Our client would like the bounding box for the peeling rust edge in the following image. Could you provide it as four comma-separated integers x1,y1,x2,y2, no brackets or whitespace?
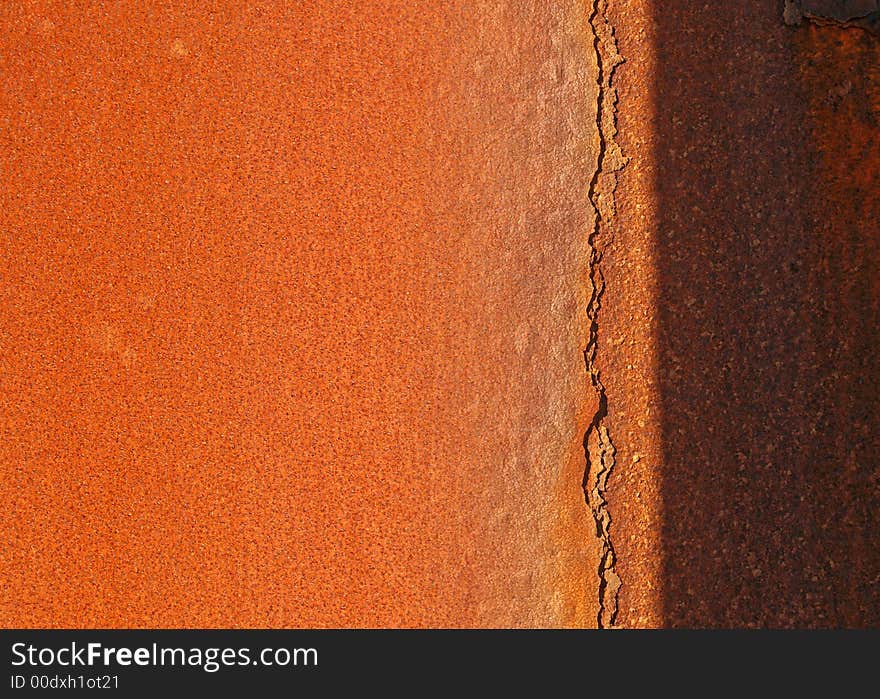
784,0,880,34
585,0,626,629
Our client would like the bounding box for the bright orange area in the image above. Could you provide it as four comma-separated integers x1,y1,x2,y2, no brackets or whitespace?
1,2,598,627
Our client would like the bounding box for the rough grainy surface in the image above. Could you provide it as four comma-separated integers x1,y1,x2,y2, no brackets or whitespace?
0,1,600,628
605,0,880,627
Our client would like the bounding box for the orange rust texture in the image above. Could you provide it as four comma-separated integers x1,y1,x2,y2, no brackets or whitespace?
0,2,599,627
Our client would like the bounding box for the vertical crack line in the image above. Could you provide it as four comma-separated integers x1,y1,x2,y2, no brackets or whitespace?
585,0,626,629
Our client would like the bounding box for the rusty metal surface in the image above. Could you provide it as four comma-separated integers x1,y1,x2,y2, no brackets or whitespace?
3,0,877,631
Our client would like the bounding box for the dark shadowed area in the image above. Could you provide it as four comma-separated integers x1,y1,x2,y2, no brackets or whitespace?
654,1,880,627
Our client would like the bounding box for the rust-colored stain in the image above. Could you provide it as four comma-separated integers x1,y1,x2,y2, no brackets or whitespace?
0,2,600,627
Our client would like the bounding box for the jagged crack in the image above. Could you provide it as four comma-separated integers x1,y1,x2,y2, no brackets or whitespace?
585,0,626,629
